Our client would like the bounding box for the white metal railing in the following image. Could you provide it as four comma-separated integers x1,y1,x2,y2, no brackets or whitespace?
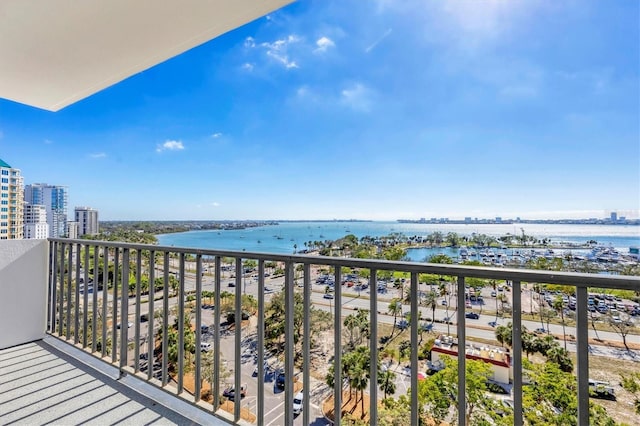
46,238,639,426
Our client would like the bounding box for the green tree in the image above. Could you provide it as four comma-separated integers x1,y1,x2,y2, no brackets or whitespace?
264,289,332,362
419,357,494,425
422,290,438,325
552,295,568,350
620,372,640,415
387,298,402,337
378,369,396,400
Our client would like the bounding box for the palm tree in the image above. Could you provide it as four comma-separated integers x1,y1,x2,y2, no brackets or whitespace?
552,296,568,350
378,369,396,400
547,345,573,372
387,298,402,337
344,314,359,349
423,290,438,324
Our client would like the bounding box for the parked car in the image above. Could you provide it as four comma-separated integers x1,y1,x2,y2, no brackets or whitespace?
200,342,212,352
116,321,133,329
276,373,286,389
293,391,304,415
223,384,247,400
323,293,334,299
465,312,479,319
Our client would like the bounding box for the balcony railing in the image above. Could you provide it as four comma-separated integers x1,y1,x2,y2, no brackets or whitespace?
41,238,638,425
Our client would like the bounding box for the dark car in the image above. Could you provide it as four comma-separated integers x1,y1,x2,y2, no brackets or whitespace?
465,312,479,319
222,384,247,400
276,373,286,389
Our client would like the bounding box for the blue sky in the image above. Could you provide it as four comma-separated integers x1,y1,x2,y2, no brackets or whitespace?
0,0,638,221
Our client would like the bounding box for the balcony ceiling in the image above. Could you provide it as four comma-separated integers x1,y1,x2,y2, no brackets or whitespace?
0,0,293,111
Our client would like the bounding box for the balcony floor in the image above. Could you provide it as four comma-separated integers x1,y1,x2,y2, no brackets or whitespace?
0,337,219,426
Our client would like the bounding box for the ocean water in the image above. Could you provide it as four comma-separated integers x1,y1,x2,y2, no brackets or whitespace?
156,221,640,261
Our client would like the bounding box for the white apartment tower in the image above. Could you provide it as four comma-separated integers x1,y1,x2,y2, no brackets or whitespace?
23,203,49,239
24,183,68,237
74,207,99,236
0,158,24,239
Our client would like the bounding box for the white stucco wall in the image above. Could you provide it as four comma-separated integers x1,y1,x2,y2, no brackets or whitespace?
0,239,48,349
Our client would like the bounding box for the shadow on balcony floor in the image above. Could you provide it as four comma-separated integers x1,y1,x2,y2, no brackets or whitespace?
0,337,221,425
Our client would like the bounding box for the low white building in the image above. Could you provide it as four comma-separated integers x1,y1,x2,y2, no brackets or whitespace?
429,337,512,385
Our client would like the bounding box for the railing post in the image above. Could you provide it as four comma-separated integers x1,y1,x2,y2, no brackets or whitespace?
120,248,130,373
146,250,156,380
234,257,243,422
369,269,378,425
66,244,72,340
303,262,311,426
257,259,266,423
82,244,89,348
161,252,169,386
512,280,523,426
333,266,342,425
177,252,185,394
134,249,142,373
576,286,589,426
410,272,419,426
456,275,466,426
49,240,58,334
74,243,81,345
101,246,108,358
284,260,295,426
213,256,222,411
91,244,99,353
112,247,120,363
194,254,202,403
58,242,65,336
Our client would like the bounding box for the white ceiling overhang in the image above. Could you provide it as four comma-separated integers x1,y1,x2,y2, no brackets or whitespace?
0,0,293,111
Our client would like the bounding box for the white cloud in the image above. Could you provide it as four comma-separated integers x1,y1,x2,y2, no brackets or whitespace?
244,37,255,48
211,132,223,139
266,51,298,69
156,140,184,153
210,202,220,207
257,34,301,69
341,83,373,112
365,28,392,53
241,62,254,71
314,36,335,54
89,152,107,159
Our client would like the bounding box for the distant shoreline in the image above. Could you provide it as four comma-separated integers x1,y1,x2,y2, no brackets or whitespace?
397,219,640,226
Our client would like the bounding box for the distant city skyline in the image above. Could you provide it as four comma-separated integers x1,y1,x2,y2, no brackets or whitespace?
0,1,638,221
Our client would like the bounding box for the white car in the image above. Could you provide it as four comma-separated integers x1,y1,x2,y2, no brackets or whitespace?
293,391,304,415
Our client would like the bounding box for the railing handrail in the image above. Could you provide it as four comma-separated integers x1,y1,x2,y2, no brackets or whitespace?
49,237,640,290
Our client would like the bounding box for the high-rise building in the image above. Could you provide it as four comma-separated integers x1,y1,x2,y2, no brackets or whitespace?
74,207,99,236
0,158,24,239
24,183,68,237
23,203,49,239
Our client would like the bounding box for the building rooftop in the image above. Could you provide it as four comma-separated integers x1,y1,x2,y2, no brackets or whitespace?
0,158,11,168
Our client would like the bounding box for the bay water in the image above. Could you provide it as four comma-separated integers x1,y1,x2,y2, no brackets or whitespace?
157,222,640,262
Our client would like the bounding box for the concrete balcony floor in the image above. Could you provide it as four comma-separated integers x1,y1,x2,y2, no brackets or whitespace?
0,337,220,426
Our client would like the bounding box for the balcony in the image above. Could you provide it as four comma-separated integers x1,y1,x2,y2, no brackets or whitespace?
1,238,638,425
